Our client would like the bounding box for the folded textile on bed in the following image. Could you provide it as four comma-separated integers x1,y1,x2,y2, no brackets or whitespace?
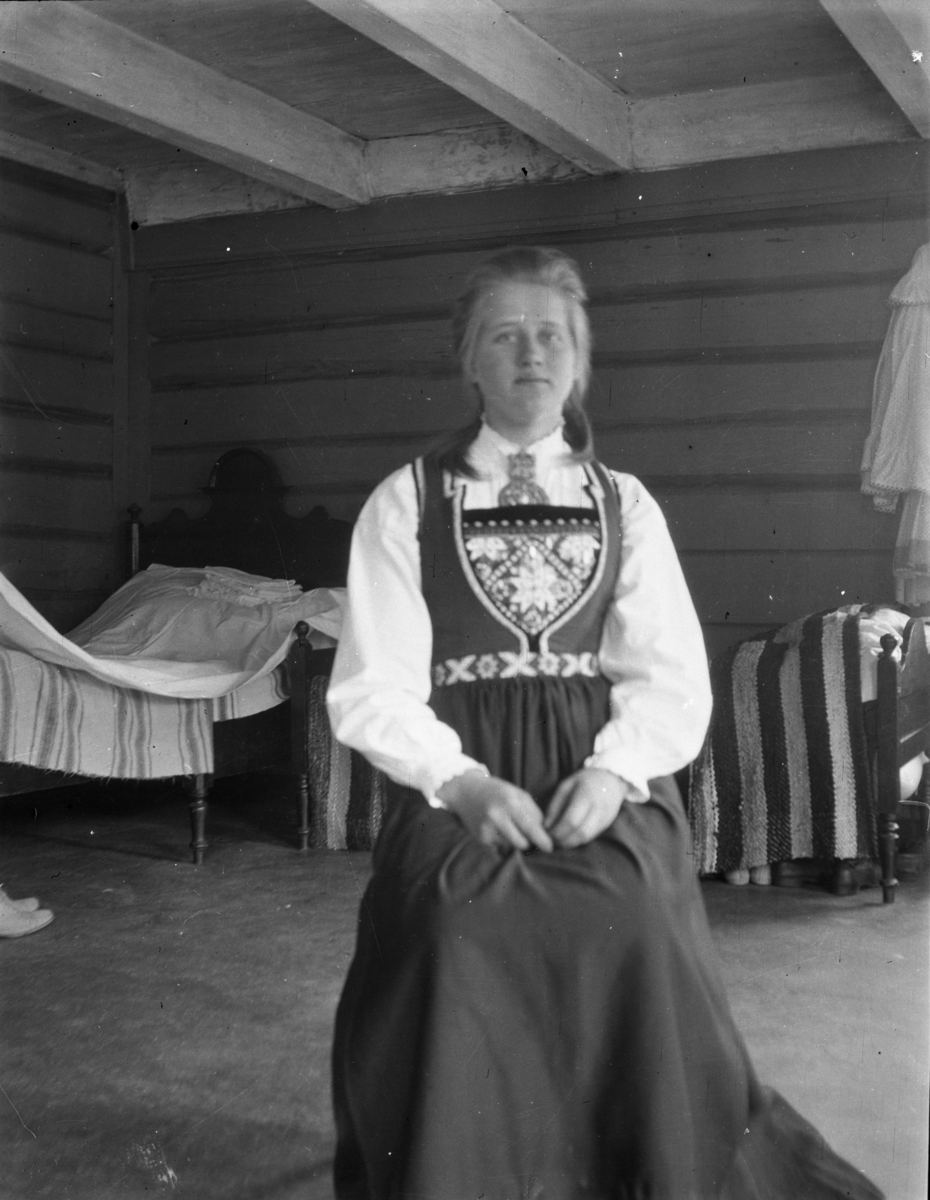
0,566,344,699
689,607,875,875
191,566,302,607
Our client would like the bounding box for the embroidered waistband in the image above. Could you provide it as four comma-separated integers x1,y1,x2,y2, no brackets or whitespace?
431,650,600,687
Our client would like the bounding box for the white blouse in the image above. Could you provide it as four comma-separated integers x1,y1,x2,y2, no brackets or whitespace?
327,423,712,805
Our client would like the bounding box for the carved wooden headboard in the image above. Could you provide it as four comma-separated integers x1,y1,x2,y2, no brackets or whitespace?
136,448,353,590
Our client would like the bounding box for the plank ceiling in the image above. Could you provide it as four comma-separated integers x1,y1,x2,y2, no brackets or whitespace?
0,0,927,227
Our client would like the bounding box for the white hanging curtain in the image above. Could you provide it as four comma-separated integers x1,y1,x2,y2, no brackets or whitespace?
861,242,930,606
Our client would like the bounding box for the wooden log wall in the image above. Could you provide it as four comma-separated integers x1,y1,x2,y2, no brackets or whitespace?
133,142,929,660
0,160,127,631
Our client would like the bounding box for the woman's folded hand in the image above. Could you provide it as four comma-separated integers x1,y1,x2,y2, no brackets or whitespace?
545,768,627,848
437,769,553,853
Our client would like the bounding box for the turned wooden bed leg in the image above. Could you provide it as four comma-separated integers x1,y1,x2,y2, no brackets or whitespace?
878,811,899,904
189,773,211,865
874,633,903,905
296,773,311,852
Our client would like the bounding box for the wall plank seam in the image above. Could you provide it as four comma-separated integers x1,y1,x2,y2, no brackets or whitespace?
147,341,885,392
147,269,902,344
0,220,114,258
1,458,113,478
149,407,869,457
0,399,113,427
0,524,113,543
135,194,929,274
0,339,113,364
1,297,114,327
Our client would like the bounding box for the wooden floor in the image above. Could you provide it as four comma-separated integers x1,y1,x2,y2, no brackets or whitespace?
1,775,927,1200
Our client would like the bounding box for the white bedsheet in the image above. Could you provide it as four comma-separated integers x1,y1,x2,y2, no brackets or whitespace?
858,607,930,798
858,606,930,701
0,565,344,699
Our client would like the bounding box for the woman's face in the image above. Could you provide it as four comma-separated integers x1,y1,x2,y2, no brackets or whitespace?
468,281,579,442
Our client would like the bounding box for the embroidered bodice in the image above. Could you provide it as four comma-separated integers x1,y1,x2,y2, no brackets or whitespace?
418,453,622,689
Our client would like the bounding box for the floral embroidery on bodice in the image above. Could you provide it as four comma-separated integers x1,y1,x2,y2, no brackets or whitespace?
460,507,602,643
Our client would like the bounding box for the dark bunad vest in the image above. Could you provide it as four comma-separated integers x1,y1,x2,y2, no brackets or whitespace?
414,450,623,807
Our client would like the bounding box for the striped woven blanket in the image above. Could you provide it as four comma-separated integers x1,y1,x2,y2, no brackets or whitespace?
689,607,875,874
305,674,386,850
0,649,288,780
0,647,214,778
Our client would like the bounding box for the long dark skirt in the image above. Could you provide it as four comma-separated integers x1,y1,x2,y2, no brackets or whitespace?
331,777,883,1200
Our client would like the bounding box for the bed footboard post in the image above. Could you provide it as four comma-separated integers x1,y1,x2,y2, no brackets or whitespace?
877,812,899,904
875,633,901,903
289,621,312,852
127,504,142,577
189,773,211,865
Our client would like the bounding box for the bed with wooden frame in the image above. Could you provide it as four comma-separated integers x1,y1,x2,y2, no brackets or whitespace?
688,606,930,904
863,618,930,902
0,448,353,865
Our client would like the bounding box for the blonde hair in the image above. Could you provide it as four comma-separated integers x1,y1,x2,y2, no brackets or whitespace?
437,247,594,477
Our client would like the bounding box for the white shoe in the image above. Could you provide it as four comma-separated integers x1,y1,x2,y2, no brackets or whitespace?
724,868,750,885
0,889,54,937
0,885,41,912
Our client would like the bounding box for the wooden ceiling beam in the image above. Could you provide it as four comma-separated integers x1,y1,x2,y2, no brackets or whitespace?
126,125,588,226
123,164,311,227
0,131,124,194
819,0,930,137
0,1,370,208
632,74,917,170
364,124,587,201
306,0,632,174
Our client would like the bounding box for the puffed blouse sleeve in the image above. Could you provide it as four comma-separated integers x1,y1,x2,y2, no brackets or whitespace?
326,464,487,803
583,472,712,799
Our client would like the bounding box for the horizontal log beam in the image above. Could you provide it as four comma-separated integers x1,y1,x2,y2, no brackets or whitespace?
819,0,930,138
123,162,311,228
632,74,916,170
123,124,590,226
364,123,588,199
307,0,632,173
0,131,124,193
0,2,370,207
